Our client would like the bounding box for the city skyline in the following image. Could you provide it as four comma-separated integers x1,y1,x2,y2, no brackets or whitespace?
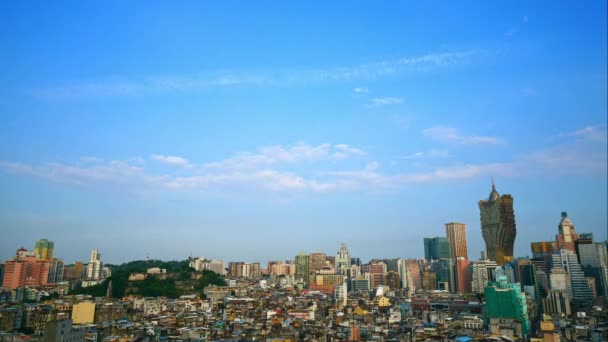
1,2,606,264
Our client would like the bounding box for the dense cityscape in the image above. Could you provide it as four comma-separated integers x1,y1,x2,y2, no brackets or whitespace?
0,182,606,341
2,1,607,342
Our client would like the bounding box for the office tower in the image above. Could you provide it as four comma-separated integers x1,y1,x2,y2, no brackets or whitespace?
471,259,498,293
543,290,572,316
455,257,472,293
34,239,55,259
518,263,537,287
86,249,103,280
479,181,516,266
47,259,64,284
368,261,387,288
431,259,454,292
295,252,309,283
335,243,351,271
349,276,371,292
556,212,579,252
445,222,468,260
574,232,594,261
530,241,558,259
397,259,418,293
578,242,608,268
600,266,608,297
551,249,593,303
485,276,530,340
350,257,361,266
382,258,400,273
423,237,451,260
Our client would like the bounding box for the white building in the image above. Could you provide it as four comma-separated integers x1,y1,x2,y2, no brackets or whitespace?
471,259,498,293
335,243,351,273
86,249,103,280
334,281,348,307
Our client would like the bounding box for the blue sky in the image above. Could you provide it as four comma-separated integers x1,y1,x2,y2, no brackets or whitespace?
0,1,606,264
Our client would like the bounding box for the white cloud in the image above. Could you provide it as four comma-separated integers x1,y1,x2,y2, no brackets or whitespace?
151,154,192,168
1,126,602,196
401,149,449,159
353,87,369,93
203,143,364,171
33,50,485,99
564,125,607,142
422,126,505,145
370,97,403,106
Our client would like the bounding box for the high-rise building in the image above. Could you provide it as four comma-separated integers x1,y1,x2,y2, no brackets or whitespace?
455,257,472,293
556,212,579,252
530,241,558,259
479,181,516,266
34,239,54,259
86,249,103,280
397,259,418,293
551,248,593,303
308,253,327,284
485,275,530,340
350,257,361,266
368,261,387,288
578,242,608,268
295,252,309,283
2,248,51,290
431,259,454,292
445,222,468,260
423,237,451,261
47,259,64,284
543,290,572,316
386,271,401,289
349,276,371,292
335,243,351,272
471,259,498,293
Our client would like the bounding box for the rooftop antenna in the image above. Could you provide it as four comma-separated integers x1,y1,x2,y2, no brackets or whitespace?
491,176,496,191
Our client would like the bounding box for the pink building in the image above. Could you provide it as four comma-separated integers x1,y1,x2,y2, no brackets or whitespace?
2,248,50,290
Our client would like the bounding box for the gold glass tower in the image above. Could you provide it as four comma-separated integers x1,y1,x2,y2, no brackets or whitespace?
478,181,516,265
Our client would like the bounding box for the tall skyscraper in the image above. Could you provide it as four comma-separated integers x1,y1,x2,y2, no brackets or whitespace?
551,248,593,303
335,243,351,271
556,212,579,252
578,242,608,268
445,222,468,260
479,180,516,266
423,237,451,260
34,239,54,259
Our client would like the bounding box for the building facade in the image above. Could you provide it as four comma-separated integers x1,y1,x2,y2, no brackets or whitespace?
445,222,468,260
423,237,451,261
479,181,516,266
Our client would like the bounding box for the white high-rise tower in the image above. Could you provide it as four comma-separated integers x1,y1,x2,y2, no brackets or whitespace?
335,243,351,273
